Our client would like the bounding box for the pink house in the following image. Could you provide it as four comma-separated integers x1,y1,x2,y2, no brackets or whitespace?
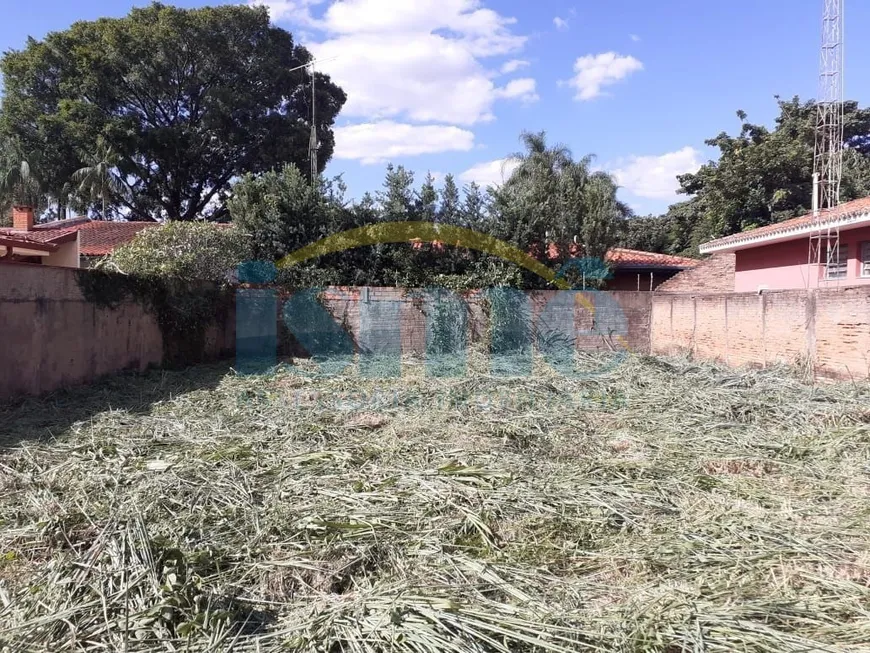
699,197,870,292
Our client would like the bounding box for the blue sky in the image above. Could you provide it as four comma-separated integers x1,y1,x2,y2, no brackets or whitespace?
2,0,868,215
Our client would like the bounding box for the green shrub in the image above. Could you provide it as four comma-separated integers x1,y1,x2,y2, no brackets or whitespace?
108,222,251,282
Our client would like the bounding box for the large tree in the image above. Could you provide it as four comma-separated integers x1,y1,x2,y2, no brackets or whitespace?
0,2,345,221
671,96,870,251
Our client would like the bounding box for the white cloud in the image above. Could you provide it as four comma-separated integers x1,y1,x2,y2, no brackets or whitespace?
566,52,643,101
610,147,702,200
494,78,539,104
333,121,475,164
314,34,494,124
459,158,520,188
500,59,529,74
321,0,524,54
630,33,641,42
265,0,528,126
553,16,569,31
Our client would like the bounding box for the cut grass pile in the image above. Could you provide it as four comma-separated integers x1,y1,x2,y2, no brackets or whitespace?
1,354,870,651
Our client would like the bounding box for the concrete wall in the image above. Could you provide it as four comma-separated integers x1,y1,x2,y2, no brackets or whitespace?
0,263,235,399
651,286,870,379
734,226,870,292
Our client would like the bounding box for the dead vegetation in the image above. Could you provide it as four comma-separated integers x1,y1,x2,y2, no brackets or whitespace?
1,353,870,651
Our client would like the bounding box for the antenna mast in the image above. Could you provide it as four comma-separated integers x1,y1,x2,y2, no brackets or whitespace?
809,0,845,286
288,57,337,187
309,64,320,185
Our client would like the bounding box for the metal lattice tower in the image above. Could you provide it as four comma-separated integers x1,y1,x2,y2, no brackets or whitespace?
809,0,845,285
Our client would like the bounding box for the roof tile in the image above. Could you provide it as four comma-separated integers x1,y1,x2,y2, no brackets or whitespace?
605,248,699,269
76,221,157,256
701,196,870,252
2,218,158,256
0,227,79,246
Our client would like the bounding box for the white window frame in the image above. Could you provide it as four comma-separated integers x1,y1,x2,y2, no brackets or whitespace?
861,242,870,278
825,244,848,280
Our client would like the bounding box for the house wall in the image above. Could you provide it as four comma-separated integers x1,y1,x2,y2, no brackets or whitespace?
734,226,870,292
44,237,80,268
650,286,870,379
0,263,235,399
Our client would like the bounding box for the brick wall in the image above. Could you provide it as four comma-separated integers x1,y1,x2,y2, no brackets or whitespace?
312,288,653,357
6,263,868,399
657,253,736,293
651,286,870,379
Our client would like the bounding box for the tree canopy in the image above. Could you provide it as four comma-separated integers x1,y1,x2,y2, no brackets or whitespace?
491,131,630,260
220,131,629,290
0,2,345,221
622,97,870,255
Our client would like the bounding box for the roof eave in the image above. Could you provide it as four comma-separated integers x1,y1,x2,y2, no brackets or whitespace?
613,264,695,271
0,237,58,253
699,211,870,254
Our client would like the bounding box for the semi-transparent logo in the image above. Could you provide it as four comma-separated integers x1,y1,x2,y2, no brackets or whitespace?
235,222,630,379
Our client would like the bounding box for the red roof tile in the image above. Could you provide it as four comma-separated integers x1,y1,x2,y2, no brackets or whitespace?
76,221,157,256
0,227,79,247
2,218,158,256
605,248,699,269
700,196,870,253
538,243,698,269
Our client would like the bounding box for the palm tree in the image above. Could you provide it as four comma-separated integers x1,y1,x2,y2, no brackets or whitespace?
508,130,576,182
0,139,41,210
71,140,125,220
492,131,627,261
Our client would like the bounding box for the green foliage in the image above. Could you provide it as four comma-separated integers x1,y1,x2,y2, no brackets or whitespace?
0,2,346,221
228,165,345,263
109,222,250,283
631,97,870,255
70,138,126,220
224,132,631,290
461,182,488,230
377,165,416,221
417,172,438,222
0,137,42,208
439,174,461,225
489,131,630,260
619,215,673,253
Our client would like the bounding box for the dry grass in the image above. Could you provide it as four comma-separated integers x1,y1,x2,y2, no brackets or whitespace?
1,353,870,651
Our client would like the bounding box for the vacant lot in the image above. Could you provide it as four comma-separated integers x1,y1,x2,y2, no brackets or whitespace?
1,354,869,652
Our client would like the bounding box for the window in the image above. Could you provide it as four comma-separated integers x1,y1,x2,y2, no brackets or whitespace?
862,242,870,278
825,244,848,280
